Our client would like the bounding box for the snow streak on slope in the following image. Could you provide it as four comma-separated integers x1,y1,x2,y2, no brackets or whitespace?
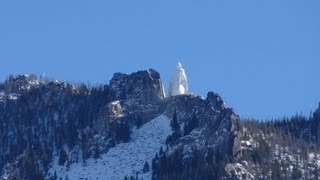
48,115,171,180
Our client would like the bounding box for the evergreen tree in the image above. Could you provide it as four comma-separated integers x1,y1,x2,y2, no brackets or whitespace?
58,148,68,166
272,160,281,180
171,109,180,133
166,109,181,145
292,165,302,180
143,161,150,173
183,114,198,135
116,121,131,143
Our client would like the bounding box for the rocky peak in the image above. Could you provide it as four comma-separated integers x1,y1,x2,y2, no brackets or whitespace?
206,92,226,112
160,91,239,151
108,69,166,126
0,74,40,101
4,74,39,93
109,69,165,105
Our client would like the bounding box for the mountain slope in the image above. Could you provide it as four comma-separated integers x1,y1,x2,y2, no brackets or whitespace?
48,115,171,180
0,70,319,180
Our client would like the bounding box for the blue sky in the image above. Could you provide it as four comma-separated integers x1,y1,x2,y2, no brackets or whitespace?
0,1,319,119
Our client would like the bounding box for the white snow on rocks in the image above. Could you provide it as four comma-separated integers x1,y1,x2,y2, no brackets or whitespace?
168,62,188,96
0,91,5,102
48,115,171,180
108,101,124,118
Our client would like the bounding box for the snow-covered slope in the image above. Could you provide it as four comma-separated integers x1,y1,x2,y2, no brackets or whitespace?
48,115,171,180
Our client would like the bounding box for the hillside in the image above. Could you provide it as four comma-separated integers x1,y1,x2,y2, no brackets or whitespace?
0,70,319,180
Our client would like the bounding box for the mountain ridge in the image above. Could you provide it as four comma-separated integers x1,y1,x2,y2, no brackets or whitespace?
0,69,320,180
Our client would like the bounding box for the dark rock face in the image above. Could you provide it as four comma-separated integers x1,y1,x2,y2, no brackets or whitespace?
152,92,241,179
161,92,239,154
206,92,225,111
109,69,166,128
109,69,165,105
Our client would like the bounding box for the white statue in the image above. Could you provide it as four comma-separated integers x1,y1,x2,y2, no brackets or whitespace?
169,62,188,96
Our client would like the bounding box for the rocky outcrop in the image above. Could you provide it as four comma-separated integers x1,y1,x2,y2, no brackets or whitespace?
108,69,166,131
4,74,39,93
109,69,165,104
206,92,225,111
107,101,124,120
152,91,241,179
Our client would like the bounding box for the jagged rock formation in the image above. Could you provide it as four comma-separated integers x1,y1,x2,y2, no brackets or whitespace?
110,69,165,104
109,69,166,127
0,69,320,180
152,92,240,179
168,62,188,96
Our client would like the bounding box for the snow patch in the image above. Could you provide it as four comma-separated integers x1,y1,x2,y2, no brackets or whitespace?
108,101,124,118
48,115,172,180
8,93,19,100
0,91,5,102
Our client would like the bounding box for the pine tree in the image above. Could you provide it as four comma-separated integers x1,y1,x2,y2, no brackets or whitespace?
292,165,302,180
116,121,131,143
58,148,68,166
171,109,180,133
166,109,181,144
272,160,281,180
159,146,164,155
183,114,198,135
143,161,150,173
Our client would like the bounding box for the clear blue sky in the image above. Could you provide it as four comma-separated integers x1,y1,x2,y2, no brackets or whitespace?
0,1,319,120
